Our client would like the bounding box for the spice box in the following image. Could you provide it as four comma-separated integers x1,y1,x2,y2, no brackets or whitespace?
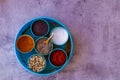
14,17,74,76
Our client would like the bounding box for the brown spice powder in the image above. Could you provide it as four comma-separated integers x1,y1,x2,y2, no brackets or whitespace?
36,38,52,54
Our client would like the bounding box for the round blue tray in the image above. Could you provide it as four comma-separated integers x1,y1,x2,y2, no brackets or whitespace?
14,17,74,76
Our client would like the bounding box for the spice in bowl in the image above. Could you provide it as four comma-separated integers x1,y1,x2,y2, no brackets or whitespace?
28,55,46,72
51,27,68,45
49,49,67,66
16,35,34,53
31,20,49,36
35,38,53,55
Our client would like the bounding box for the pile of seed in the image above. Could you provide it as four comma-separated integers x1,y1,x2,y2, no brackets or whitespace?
28,55,46,72
36,38,52,54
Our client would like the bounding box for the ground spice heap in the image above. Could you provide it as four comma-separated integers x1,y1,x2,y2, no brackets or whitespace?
17,35,34,53
36,38,52,54
28,55,46,72
32,20,48,36
50,50,66,66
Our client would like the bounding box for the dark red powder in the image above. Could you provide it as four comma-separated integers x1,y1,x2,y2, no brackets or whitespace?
50,50,66,66
32,20,48,36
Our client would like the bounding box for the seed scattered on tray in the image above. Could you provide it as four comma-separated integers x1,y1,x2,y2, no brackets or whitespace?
28,55,46,72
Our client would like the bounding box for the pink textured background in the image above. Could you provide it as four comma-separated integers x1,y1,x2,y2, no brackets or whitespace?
0,0,120,80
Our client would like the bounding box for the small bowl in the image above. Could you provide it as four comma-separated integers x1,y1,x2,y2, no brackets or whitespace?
16,34,34,53
50,27,69,46
28,54,46,72
35,37,53,55
48,48,68,67
30,19,49,37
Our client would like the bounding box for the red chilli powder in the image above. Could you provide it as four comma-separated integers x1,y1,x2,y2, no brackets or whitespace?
50,50,66,66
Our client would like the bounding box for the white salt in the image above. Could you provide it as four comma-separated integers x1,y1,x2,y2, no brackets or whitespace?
51,27,68,45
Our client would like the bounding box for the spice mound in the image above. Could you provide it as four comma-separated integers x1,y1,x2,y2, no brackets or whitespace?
50,50,67,66
36,38,52,54
28,55,46,72
32,20,48,36
16,35,34,53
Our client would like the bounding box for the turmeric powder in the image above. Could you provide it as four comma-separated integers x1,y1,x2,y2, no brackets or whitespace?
17,35,34,53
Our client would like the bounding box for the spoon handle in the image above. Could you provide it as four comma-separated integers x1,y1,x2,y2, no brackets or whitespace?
45,33,54,44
